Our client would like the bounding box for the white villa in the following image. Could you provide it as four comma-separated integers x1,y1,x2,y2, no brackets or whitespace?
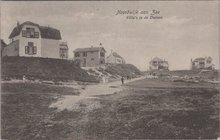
106,50,125,64
2,21,68,59
191,57,214,70
149,57,169,70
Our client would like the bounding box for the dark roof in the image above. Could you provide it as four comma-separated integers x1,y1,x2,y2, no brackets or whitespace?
193,57,212,62
74,47,106,53
9,21,61,40
59,41,68,48
1,39,7,47
110,52,123,59
39,26,61,40
193,57,205,62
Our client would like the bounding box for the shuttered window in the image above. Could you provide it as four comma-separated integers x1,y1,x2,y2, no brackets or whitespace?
34,32,39,38
33,46,37,54
22,30,27,37
22,28,39,38
25,42,37,55
25,46,29,54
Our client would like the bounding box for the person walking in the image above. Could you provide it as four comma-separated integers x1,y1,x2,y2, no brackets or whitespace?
121,76,124,85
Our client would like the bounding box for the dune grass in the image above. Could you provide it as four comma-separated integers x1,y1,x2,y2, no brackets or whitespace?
1,79,219,139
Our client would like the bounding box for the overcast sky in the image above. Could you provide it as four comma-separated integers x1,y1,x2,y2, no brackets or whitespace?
1,1,219,70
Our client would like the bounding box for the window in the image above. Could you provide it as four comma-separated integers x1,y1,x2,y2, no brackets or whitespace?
83,52,87,57
152,61,157,66
25,42,37,55
28,42,34,46
100,52,105,57
199,62,205,65
100,60,104,64
117,59,121,63
26,28,35,38
33,47,37,54
34,32,39,38
22,30,27,37
22,27,39,38
60,48,68,58
91,58,94,61
75,52,80,57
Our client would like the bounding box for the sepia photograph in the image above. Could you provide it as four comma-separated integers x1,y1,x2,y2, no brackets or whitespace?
0,1,219,139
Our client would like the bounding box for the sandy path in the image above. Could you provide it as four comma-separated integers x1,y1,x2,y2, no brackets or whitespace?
50,76,145,111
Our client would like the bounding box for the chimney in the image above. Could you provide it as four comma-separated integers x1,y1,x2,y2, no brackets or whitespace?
100,43,102,46
17,21,20,26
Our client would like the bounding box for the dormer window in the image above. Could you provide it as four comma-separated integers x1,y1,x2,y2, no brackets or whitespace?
26,28,35,38
22,27,39,38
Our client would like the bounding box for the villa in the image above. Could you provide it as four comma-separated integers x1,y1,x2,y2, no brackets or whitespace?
2,21,68,59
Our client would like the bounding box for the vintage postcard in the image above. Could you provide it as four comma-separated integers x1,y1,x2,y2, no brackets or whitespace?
1,1,219,139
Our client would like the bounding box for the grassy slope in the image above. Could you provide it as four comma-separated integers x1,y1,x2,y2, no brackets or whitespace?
105,63,142,78
1,56,99,83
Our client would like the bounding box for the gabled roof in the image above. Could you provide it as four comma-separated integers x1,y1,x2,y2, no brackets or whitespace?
109,52,123,59
193,57,212,62
151,57,163,62
207,57,212,61
9,21,61,40
194,57,205,61
74,47,106,53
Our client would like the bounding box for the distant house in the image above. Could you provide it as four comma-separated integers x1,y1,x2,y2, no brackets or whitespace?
2,21,68,59
191,57,214,70
149,57,169,70
73,43,106,67
106,50,125,64
59,41,68,59
1,39,7,57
